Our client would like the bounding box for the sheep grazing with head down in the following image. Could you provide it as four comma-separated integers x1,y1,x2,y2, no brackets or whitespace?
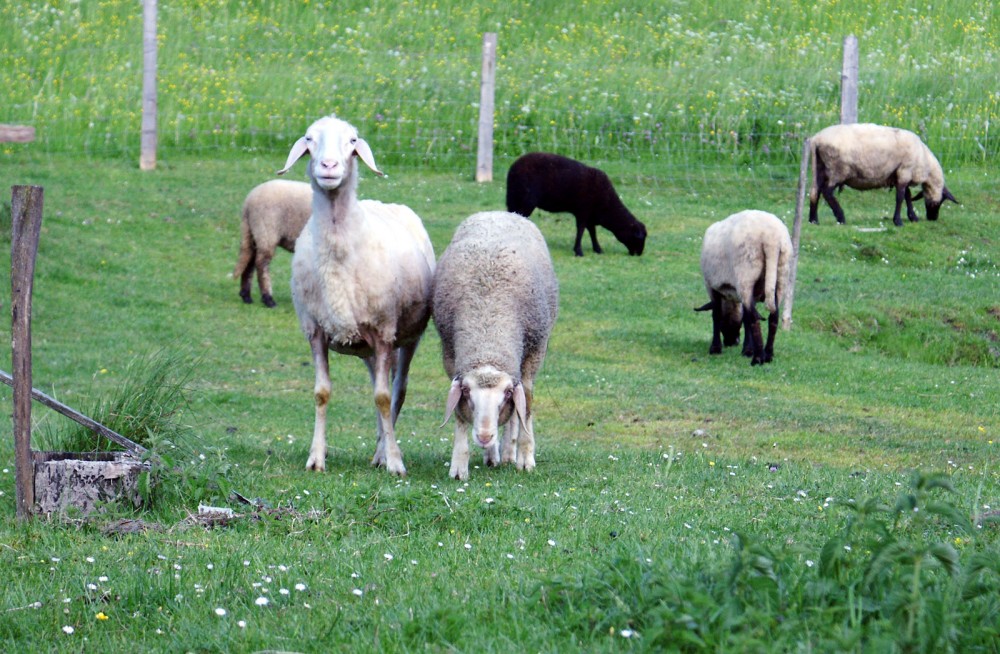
233,179,312,307
433,211,559,481
506,152,647,257
277,114,436,476
808,123,958,226
695,210,792,366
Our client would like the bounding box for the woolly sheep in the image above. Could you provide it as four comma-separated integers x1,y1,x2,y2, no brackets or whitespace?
506,152,647,257
695,210,792,366
808,123,958,226
277,114,436,476
433,211,559,480
233,179,312,307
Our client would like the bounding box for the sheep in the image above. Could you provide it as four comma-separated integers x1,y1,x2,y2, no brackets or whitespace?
694,210,792,366
233,179,312,307
808,123,958,226
276,114,436,476
506,152,647,257
433,211,559,481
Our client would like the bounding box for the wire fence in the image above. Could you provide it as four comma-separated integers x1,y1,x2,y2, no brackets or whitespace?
3,1,997,187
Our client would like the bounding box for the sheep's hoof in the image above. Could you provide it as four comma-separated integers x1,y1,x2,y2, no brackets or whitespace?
239,291,253,304
262,294,277,308
449,466,469,481
305,457,326,472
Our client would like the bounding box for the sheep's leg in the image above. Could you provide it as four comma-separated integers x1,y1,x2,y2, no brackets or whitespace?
572,220,587,257
367,342,406,476
743,304,765,366
237,250,255,303
808,196,820,224
500,421,517,465
763,307,779,363
255,250,277,307
515,384,536,472
903,187,920,222
450,420,471,481
708,292,725,355
390,343,417,427
891,185,907,227
483,434,501,467
586,223,603,254
821,186,847,224
305,328,331,471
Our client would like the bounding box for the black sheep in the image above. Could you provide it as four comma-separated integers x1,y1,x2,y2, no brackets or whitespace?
506,152,647,257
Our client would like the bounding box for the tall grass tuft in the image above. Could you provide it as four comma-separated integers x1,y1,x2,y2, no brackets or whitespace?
36,349,198,454
34,350,232,508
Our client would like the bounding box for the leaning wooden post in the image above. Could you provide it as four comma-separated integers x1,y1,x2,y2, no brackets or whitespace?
140,0,158,170
10,186,44,519
782,138,810,330
475,32,497,183
840,35,859,124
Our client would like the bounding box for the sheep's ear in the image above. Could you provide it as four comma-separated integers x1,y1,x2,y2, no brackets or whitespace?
911,190,924,201
694,301,712,312
277,136,310,175
353,138,384,177
440,378,462,428
942,186,959,204
512,382,528,433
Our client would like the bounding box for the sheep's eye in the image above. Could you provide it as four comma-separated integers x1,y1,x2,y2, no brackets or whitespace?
504,387,513,400
350,137,358,144
461,386,470,397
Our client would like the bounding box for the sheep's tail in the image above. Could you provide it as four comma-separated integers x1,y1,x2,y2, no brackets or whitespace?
763,238,783,314
233,207,255,280
806,136,819,204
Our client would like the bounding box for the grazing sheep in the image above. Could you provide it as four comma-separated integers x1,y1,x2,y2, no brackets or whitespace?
233,179,312,307
808,123,958,226
695,210,792,366
277,114,436,476
433,211,559,480
506,152,647,257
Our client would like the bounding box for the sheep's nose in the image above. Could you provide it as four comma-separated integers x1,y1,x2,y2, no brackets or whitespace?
319,159,340,171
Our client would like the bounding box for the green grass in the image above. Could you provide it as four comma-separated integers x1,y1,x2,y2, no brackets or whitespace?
0,0,998,650
0,153,996,651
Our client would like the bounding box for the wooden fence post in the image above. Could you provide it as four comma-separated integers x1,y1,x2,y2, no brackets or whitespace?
10,185,44,519
475,32,497,183
840,35,858,124
782,138,810,330
140,0,158,170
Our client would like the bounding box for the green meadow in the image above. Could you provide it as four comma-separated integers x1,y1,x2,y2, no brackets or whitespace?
1,1,998,652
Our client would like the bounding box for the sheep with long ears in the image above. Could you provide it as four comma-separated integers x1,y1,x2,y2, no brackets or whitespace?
278,115,435,475
433,211,559,480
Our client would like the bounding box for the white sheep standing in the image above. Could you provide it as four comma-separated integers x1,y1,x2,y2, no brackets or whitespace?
233,179,312,307
695,210,792,366
808,123,958,226
277,114,436,475
433,211,559,480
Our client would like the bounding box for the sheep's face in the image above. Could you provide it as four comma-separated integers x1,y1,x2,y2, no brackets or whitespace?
625,223,647,256
924,185,959,221
442,366,527,449
611,218,646,255
719,300,743,346
276,114,382,189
